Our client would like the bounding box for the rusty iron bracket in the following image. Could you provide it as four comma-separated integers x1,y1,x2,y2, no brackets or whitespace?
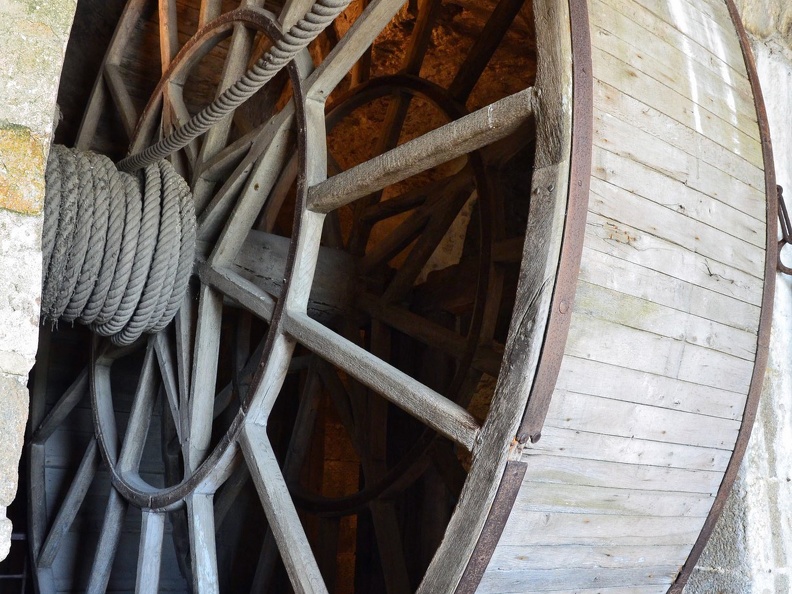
777,185,792,274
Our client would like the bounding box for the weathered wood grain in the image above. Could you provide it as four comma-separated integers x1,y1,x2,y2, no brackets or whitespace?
241,423,328,594
517,453,724,495
532,426,731,472
510,482,716,518
578,247,761,334
308,88,537,213
622,0,744,72
591,0,756,122
489,543,696,571
592,116,765,225
544,390,739,450
498,511,704,547
283,311,480,450
573,280,758,361
38,440,99,569
592,47,760,161
477,565,679,593
592,78,763,176
584,212,763,306
135,511,165,594
565,313,755,393
553,355,747,420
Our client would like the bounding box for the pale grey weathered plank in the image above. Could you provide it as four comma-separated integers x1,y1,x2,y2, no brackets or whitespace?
241,422,328,594
308,88,537,213
283,311,480,450
135,511,165,594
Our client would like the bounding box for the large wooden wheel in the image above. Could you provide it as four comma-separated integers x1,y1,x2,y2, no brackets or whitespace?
28,0,564,592
27,0,776,592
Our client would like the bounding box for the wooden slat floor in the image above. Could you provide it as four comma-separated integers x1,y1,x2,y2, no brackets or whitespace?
476,0,767,591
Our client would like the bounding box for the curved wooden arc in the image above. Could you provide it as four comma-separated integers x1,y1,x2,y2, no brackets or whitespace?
670,0,777,590
470,0,776,592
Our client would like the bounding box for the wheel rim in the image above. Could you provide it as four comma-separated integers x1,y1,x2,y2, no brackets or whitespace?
29,0,572,592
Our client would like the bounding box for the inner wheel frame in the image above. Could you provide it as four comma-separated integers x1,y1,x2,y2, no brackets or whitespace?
28,0,578,592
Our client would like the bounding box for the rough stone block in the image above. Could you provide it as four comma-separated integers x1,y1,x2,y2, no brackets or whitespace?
0,373,28,510
0,123,46,214
0,209,42,378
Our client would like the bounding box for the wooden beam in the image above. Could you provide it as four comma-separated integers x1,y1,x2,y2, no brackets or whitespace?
86,489,127,593
308,88,537,213
32,368,88,444
241,423,329,594
448,0,525,102
104,64,138,140
305,0,407,100
187,493,220,594
136,511,165,594
283,312,480,450
37,440,99,569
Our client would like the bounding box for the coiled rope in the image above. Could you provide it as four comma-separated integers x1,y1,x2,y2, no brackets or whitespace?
117,0,351,172
42,145,195,346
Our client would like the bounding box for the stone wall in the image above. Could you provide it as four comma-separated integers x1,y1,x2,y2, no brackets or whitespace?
685,3,792,592
0,0,76,561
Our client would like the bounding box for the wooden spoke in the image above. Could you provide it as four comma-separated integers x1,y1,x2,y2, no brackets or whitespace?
305,0,407,100
252,363,323,590
308,88,537,213
31,368,88,444
103,64,138,139
197,107,294,243
403,0,442,74
158,0,179,72
155,332,183,445
316,361,358,442
86,489,127,593
359,173,471,272
37,439,100,569
75,0,148,148
196,120,275,183
187,493,220,594
206,109,295,264
196,260,277,322
213,461,250,529
136,511,166,593
188,285,224,471
241,422,328,594
118,340,159,474
448,0,525,102
283,312,480,450
195,0,265,188
258,153,299,232
175,287,194,436
198,0,222,28
165,83,199,165
363,321,411,594
280,0,319,30
359,170,468,223
381,187,472,304
358,294,503,377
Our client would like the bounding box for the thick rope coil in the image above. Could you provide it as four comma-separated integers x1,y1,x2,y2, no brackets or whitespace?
42,145,195,346
117,0,351,172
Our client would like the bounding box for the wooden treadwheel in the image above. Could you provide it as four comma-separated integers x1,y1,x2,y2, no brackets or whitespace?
28,0,575,592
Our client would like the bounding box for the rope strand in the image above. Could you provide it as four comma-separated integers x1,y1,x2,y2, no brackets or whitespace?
43,146,196,345
117,0,351,172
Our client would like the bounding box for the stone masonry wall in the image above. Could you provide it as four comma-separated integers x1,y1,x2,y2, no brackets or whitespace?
0,0,76,561
685,3,792,592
